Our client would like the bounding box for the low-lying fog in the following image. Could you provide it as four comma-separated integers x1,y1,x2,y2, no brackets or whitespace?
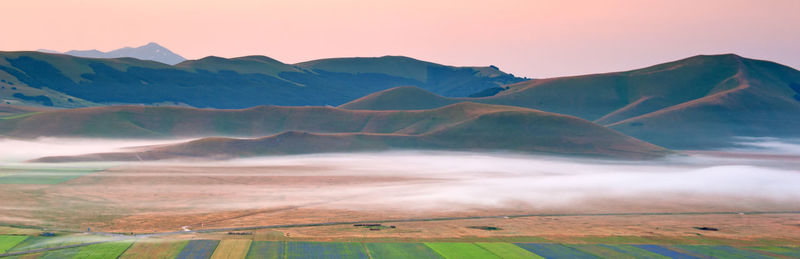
1,137,800,220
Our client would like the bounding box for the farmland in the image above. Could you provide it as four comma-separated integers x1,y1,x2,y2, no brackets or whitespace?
747,246,800,257
175,240,219,259
118,240,188,259
673,245,774,259
285,242,369,259
210,240,251,259
475,243,542,259
7,235,110,253
567,244,668,259
425,243,501,259
244,241,283,259
1,228,799,259
632,245,701,259
0,236,27,254
364,243,443,258
63,241,132,259
9,241,132,259
514,243,599,258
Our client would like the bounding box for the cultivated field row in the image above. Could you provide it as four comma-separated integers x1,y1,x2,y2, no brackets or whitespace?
2,234,799,258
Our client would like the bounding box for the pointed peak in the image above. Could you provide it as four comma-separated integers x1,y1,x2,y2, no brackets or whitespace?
144,42,162,47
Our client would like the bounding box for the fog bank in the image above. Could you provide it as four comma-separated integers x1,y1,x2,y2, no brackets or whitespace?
1,138,800,222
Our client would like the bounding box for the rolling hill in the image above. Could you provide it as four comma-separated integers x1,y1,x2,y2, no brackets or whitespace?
341,54,800,149
0,102,668,160
0,51,525,108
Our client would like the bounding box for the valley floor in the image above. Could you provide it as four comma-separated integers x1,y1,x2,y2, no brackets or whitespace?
1,148,799,257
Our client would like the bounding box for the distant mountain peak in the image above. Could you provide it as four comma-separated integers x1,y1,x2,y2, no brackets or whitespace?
55,42,186,65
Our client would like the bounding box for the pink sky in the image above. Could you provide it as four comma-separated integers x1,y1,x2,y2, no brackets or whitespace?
2,0,798,77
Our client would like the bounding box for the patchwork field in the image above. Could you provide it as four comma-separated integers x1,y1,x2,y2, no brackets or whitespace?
1,228,798,259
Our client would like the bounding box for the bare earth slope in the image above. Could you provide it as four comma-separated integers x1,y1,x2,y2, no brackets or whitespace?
340,55,800,149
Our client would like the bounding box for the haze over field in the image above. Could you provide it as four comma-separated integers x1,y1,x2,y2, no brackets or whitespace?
1,138,799,231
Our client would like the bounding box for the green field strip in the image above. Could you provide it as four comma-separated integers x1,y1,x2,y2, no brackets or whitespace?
745,246,800,257
364,243,444,259
425,243,501,259
0,235,29,253
7,235,112,253
210,240,251,259
674,245,775,259
568,244,668,259
514,243,599,259
0,168,103,185
285,242,369,259
245,241,284,259
476,242,542,259
23,241,132,259
69,241,133,259
119,239,189,259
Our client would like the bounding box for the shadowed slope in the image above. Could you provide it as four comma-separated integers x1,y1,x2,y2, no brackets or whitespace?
341,55,800,148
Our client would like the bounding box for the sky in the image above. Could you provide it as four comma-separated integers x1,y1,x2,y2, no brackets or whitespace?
2,0,798,78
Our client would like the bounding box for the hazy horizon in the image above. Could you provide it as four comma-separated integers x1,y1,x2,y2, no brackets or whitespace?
2,0,798,78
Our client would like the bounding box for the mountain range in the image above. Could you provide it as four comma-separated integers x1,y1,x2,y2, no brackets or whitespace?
38,42,186,65
0,51,524,108
1,51,799,159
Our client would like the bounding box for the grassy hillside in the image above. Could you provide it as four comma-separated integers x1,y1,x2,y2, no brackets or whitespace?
0,102,528,138
339,86,459,110
0,52,525,108
3,103,668,160
341,55,800,149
